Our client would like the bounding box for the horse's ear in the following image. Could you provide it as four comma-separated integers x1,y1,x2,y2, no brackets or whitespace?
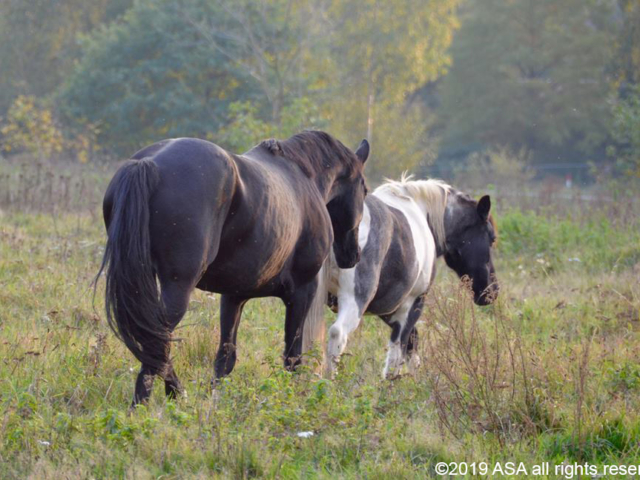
355,139,369,163
477,195,491,222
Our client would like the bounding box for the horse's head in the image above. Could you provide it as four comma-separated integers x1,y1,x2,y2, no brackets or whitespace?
444,195,499,305
267,131,369,268
327,139,369,268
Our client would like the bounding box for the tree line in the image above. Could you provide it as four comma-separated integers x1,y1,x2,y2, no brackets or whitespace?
0,0,638,179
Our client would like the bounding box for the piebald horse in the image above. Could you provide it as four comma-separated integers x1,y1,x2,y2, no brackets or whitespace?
98,131,369,405
327,176,498,378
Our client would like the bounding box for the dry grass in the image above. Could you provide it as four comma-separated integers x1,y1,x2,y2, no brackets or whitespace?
0,157,112,214
2,156,640,477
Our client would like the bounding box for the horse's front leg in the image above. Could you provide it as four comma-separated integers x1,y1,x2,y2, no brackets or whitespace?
327,296,364,378
214,295,247,380
283,279,319,370
326,260,375,378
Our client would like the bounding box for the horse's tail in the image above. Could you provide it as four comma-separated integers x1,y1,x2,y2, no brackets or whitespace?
96,158,168,373
302,260,331,370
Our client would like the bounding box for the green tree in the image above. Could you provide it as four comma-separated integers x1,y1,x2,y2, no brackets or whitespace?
217,97,325,152
610,84,640,176
0,95,64,161
184,0,322,126
438,0,616,161
320,0,461,179
607,1,640,177
58,0,328,155
58,0,247,155
0,0,132,115
611,0,640,88
55,0,461,165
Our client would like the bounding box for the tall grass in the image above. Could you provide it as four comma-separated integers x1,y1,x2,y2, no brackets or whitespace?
1,154,640,477
422,281,552,444
0,156,112,214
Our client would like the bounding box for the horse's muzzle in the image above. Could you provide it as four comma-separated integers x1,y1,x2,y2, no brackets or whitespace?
334,245,361,269
474,282,499,306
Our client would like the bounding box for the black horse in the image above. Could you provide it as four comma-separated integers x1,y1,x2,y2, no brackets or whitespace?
98,131,369,405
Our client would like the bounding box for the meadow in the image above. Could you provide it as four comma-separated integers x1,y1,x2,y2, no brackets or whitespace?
1,160,640,478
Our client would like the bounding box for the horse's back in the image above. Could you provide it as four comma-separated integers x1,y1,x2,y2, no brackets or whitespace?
110,137,330,296
104,138,234,226
138,137,235,182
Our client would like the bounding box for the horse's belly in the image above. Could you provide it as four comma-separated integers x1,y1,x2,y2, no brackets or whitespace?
196,238,296,295
367,274,416,315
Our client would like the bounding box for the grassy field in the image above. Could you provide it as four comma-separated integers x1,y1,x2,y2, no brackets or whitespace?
1,163,640,478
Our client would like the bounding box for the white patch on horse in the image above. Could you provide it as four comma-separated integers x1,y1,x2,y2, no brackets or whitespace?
382,299,412,378
373,188,436,297
326,204,371,376
378,175,450,252
383,341,403,378
408,351,421,373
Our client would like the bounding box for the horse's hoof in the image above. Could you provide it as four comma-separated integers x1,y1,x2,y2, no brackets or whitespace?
283,355,302,372
128,400,147,414
210,380,222,402
324,366,338,380
165,384,183,400
382,360,406,380
324,355,340,379
383,370,405,381
211,388,221,402
408,354,421,373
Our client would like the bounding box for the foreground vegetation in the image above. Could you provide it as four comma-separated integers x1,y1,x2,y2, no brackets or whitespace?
1,168,639,478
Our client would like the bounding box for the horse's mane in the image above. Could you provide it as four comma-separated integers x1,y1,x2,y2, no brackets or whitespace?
259,130,360,179
488,213,498,246
376,173,450,252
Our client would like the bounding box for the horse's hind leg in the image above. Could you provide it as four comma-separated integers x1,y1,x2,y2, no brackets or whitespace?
160,282,193,398
402,295,425,374
406,327,421,372
381,295,425,379
133,363,159,406
131,281,193,406
133,361,181,405
132,334,168,406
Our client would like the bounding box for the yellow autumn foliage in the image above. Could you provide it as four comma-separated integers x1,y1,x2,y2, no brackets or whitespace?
1,95,64,161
